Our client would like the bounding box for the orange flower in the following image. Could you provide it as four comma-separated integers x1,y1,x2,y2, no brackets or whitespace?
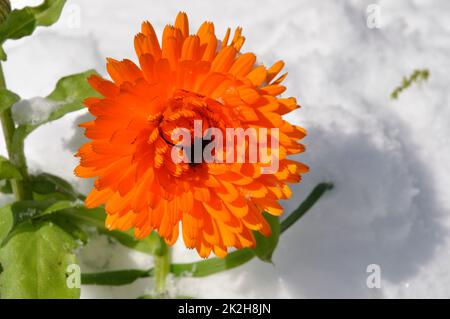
75,12,308,258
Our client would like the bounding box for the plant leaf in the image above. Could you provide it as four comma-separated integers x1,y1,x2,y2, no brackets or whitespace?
48,213,88,245
0,179,12,194
0,220,80,298
252,212,280,263
0,204,13,243
101,228,160,255
0,200,58,246
14,70,99,137
0,199,87,246
60,207,159,255
0,88,20,113
30,173,82,201
40,69,99,125
0,156,22,180
0,0,66,61
0,8,35,42
79,249,255,286
30,0,67,26
0,0,11,25
9,71,98,154
280,183,334,234
81,269,153,286
42,200,79,215
171,249,255,277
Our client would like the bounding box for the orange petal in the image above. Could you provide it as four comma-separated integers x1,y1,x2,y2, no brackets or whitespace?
175,12,189,38
229,53,256,77
85,187,113,208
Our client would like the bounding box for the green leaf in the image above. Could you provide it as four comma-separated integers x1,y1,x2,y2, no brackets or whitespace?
0,155,22,180
280,183,334,234
171,249,255,277
79,249,255,286
0,199,87,246
0,204,13,243
391,69,430,100
42,200,79,215
81,269,153,286
252,212,280,263
48,213,88,245
11,70,99,151
0,0,66,60
60,207,159,255
0,7,35,42
30,0,66,26
39,69,99,126
0,200,52,247
0,88,20,113
0,0,12,25
7,200,55,225
7,72,98,185
0,179,12,194
102,228,160,255
0,220,80,298
30,173,82,201
0,199,82,245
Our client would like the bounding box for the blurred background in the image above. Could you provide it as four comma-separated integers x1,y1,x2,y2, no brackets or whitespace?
1,0,449,298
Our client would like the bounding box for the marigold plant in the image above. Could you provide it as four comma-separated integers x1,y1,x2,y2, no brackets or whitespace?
0,1,331,299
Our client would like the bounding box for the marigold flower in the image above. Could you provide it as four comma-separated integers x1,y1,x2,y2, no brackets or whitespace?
75,12,308,258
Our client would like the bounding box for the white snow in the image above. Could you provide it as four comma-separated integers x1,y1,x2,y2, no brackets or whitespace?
1,0,450,298
12,97,60,125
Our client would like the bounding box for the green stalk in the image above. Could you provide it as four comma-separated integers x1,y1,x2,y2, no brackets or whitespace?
153,234,171,296
81,268,154,286
0,62,32,200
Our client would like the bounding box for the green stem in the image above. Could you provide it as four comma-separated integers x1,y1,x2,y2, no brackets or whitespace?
0,62,31,200
81,268,154,286
153,235,170,296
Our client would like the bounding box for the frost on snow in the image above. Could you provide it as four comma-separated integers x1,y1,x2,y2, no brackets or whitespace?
12,97,61,126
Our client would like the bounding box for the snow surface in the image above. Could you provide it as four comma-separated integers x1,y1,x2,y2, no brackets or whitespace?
12,97,61,125
1,0,450,298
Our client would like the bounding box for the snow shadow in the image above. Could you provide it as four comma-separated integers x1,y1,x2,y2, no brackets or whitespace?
241,108,447,298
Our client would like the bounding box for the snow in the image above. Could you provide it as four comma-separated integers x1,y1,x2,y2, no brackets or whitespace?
1,0,450,298
12,97,60,125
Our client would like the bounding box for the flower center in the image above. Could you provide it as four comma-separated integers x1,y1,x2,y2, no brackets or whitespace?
154,90,227,166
